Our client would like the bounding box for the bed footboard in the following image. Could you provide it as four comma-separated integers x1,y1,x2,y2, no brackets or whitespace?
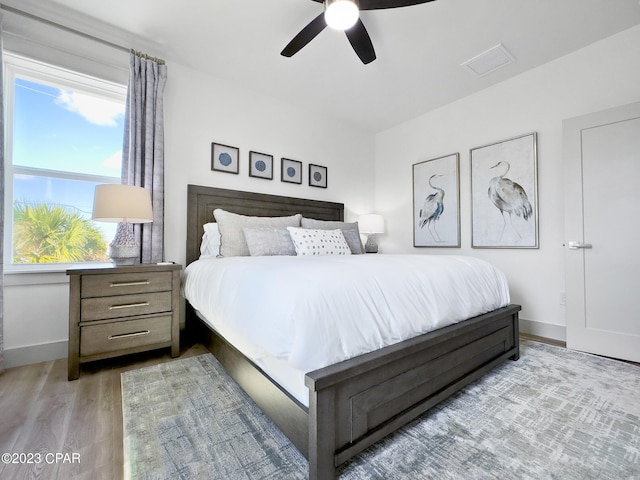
306,304,521,480
189,301,520,480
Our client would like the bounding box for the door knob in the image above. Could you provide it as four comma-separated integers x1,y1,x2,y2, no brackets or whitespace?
568,241,593,249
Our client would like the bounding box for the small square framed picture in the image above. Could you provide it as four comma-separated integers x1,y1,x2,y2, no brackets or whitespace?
309,164,327,188
281,158,302,184
211,142,239,174
249,151,273,180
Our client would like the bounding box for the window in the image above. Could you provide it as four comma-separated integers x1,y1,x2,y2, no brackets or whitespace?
4,53,127,269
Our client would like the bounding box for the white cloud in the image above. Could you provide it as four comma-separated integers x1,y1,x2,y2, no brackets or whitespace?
103,151,123,169
55,91,125,126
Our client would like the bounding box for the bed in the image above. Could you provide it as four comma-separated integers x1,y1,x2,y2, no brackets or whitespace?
184,184,521,480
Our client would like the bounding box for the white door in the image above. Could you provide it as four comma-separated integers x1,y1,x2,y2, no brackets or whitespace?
563,102,640,363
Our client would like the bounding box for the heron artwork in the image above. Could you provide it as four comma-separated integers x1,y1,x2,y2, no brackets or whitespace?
488,161,532,240
418,174,445,242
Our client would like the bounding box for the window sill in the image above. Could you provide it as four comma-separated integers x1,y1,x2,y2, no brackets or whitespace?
4,262,113,286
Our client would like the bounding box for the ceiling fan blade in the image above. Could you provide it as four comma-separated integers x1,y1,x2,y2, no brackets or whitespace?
360,0,436,10
344,19,376,64
281,12,327,57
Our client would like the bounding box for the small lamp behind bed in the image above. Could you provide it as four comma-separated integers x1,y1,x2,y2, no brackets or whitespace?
359,214,385,253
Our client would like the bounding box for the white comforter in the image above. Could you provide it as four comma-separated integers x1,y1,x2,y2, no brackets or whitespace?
182,254,510,374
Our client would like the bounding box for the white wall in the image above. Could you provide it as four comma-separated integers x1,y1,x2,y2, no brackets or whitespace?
3,277,70,366
162,62,375,267
374,25,640,339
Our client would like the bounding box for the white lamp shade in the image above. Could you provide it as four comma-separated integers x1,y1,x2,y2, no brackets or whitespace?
325,0,359,30
359,214,384,234
92,184,153,223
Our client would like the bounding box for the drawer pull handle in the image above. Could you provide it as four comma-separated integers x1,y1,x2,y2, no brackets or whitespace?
110,281,151,287
108,330,150,340
108,302,150,310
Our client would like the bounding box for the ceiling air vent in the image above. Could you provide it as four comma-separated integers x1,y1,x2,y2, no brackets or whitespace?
461,44,515,77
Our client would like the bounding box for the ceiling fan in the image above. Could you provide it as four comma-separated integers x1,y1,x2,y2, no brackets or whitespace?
281,0,437,65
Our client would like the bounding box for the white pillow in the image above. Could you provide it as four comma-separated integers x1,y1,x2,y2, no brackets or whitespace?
214,209,302,257
200,222,221,257
287,227,352,256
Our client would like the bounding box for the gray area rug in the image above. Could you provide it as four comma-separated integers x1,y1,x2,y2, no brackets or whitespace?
122,340,640,479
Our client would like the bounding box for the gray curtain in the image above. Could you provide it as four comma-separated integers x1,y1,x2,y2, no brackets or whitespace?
121,50,167,264
0,12,5,373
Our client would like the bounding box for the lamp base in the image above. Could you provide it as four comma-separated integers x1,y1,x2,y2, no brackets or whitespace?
108,244,140,265
109,223,140,265
364,234,378,254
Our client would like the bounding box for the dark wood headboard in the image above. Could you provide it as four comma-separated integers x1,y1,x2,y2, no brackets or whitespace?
186,185,344,265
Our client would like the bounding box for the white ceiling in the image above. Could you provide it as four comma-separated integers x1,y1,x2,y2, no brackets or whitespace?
32,0,640,132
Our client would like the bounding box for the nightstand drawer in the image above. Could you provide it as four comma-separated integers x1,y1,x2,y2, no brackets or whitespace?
81,271,172,298
80,316,172,357
81,292,171,321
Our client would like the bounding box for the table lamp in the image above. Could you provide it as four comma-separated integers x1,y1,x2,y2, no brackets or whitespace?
92,184,153,265
359,214,384,253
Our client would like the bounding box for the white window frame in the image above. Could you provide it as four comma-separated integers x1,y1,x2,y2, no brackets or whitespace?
3,52,127,273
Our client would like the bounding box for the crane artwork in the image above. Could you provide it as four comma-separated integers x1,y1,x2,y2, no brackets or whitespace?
487,161,532,240
418,174,445,242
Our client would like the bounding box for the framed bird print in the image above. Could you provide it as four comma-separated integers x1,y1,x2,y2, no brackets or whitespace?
412,153,460,247
470,132,539,248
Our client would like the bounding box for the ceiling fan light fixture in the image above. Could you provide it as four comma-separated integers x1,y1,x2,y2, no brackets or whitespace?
325,0,360,31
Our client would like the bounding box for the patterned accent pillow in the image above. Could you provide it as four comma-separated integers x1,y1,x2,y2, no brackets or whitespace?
300,218,364,254
287,227,352,256
243,227,296,256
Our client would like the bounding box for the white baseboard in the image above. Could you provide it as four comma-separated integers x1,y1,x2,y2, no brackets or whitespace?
4,341,67,369
520,318,566,342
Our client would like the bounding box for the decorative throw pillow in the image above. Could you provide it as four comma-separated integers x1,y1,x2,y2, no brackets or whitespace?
214,209,301,257
287,227,352,256
300,218,364,254
243,227,296,256
200,222,221,257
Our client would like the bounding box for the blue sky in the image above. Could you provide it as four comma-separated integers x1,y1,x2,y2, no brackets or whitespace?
14,78,124,176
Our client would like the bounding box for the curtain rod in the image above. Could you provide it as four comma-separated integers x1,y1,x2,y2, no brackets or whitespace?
1,3,165,63
131,49,165,66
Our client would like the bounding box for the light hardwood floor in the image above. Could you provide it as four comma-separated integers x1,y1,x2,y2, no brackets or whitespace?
0,342,208,480
519,332,565,348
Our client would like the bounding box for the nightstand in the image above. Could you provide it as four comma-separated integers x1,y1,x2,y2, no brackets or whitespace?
67,263,181,380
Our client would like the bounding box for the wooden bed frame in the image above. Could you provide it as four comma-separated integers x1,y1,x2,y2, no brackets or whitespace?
185,184,521,480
